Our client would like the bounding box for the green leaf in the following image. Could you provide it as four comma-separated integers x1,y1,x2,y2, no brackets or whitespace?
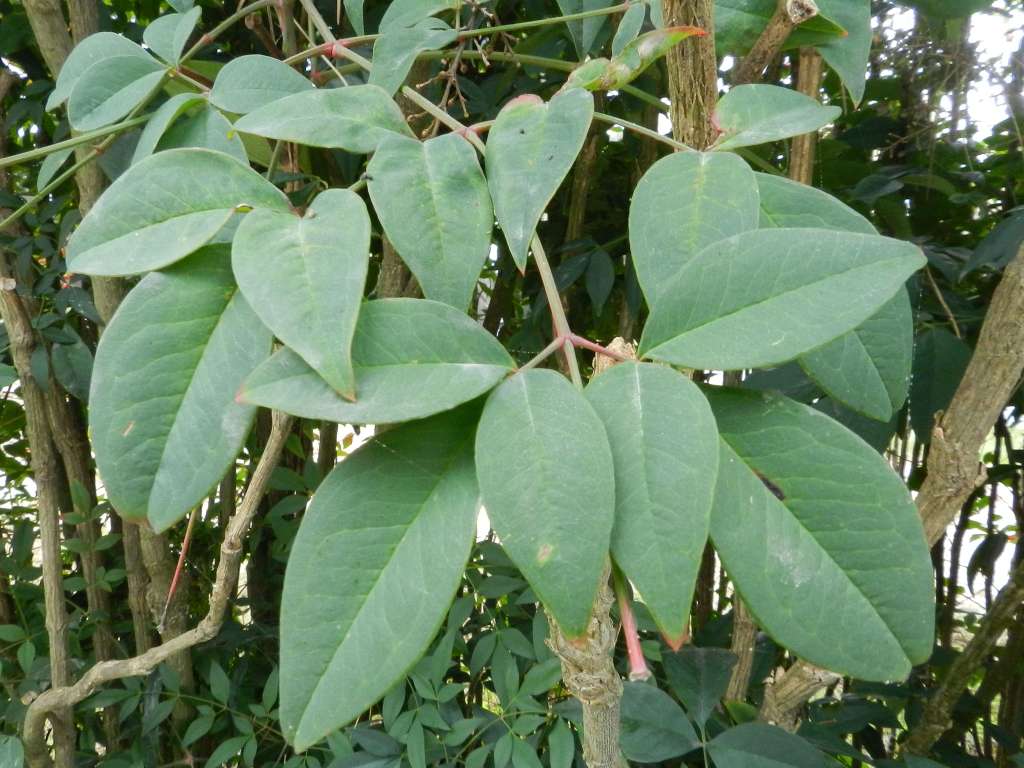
143,8,202,64
706,387,935,680
233,188,369,398
47,32,154,110
568,27,708,90
131,93,206,164
799,289,913,421
896,0,992,18
714,0,846,55
209,661,231,704
755,172,874,233
639,228,925,371
37,147,74,191
51,332,93,402
663,647,737,726
910,327,972,440
240,298,512,423
611,3,645,55
512,738,543,768
629,151,759,303
346,0,366,34
280,406,480,751
619,681,700,762
234,85,414,153
89,246,272,530
369,19,458,96
67,54,165,131
711,84,841,151
584,362,718,645
547,720,575,768
66,148,290,276
707,723,826,768
0,363,16,388
0,735,24,768
486,89,594,270
810,0,870,104
380,0,459,30
210,54,315,114
156,104,248,164
204,736,247,768
0,624,25,642
367,133,492,310
555,0,614,57
475,369,614,637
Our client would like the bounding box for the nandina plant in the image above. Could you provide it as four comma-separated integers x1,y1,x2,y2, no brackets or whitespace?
13,1,936,764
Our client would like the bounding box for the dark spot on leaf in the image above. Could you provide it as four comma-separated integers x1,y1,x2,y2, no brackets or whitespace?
754,470,785,500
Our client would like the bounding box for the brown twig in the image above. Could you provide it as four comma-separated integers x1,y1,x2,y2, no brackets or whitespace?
22,412,295,768
732,0,818,85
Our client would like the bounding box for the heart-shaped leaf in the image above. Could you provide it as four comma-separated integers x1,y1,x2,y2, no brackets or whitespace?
233,188,370,398
629,151,759,303
210,54,315,114
475,369,614,637
755,172,874,232
280,405,479,751
711,84,841,151
234,85,413,153
585,362,718,645
67,148,290,275
486,89,594,270
707,723,826,768
240,298,513,423
639,228,925,371
706,387,935,680
367,133,492,310
143,8,202,64
89,245,272,531
369,18,458,96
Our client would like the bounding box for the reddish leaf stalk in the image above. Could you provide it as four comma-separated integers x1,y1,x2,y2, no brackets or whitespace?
158,507,199,633
613,570,651,681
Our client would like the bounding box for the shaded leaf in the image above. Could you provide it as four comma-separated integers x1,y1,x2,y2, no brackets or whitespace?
131,92,206,164
68,54,165,132
619,682,700,762
143,8,202,64
369,19,458,96
663,647,737,727
707,722,825,768
156,104,248,164
555,0,615,57
909,327,972,440
48,32,154,110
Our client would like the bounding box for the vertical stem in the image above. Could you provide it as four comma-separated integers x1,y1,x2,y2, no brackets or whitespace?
531,236,583,388
662,0,718,148
789,48,823,184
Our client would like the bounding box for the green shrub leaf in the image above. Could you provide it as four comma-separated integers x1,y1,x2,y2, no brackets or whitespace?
233,85,413,153
706,387,935,680
711,84,841,150
486,89,594,270
143,8,201,64
629,151,759,303
47,32,154,110
585,362,718,645
280,406,480,751
89,246,272,531
66,148,289,275
67,54,165,131
209,54,315,114
369,19,458,96
233,188,370,399
475,369,614,637
707,722,826,768
639,228,925,370
240,298,512,423
619,682,700,762
367,133,492,310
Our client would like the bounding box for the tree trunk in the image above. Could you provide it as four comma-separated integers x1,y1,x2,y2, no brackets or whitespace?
662,0,717,149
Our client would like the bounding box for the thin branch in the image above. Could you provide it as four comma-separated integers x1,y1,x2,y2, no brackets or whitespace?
732,0,818,85
22,412,295,768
